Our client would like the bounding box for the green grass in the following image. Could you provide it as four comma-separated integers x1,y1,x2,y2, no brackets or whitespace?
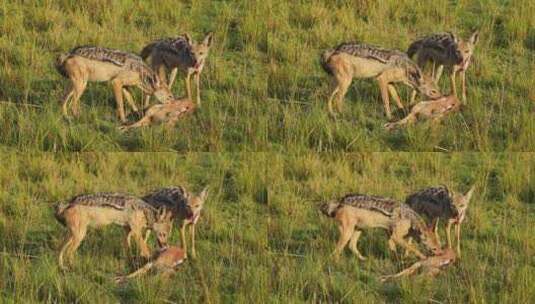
267,0,535,152
1,0,535,303
1,0,533,151
2,152,534,302
268,153,535,303
0,0,268,151
0,152,269,303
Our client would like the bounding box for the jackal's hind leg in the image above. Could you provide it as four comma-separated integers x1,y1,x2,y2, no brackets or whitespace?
59,233,74,270
66,225,87,265
61,84,75,117
70,78,88,117
326,82,340,116
334,76,351,113
333,223,354,260
348,230,366,260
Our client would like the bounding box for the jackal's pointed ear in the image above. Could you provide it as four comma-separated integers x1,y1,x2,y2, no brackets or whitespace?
183,33,193,45
199,186,209,203
202,32,214,47
469,30,479,45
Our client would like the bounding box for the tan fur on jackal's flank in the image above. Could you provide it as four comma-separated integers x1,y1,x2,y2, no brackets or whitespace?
115,246,186,283
141,32,214,106
321,194,441,261
384,94,460,130
54,193,174,270
321,43,442,119
55,46,174,122
119,97,196,131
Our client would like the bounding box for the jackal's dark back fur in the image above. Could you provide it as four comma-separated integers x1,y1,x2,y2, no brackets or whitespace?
339,193,398,216
142,186,189,211
405,186,458,220
407,32,463,65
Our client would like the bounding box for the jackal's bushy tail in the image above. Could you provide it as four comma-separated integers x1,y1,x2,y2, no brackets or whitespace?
140,42,157,60
54,202,70,226
320,49,336,75
406,40,423,58
54,53,70,78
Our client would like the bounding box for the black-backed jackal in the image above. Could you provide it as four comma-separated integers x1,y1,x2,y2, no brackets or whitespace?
320,194,441,261
55,46,174,122
115,246,186,283
118,97,196,131
407,31,479,102
142,186,209,259
384,94,461,130
141,33,214,106
54,193,173,269
405,185,475,256
320,42,442,119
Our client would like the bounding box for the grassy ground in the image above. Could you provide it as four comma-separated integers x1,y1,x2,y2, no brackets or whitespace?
0,0,268,151
268,153,535,303
1,0,535,303
1,0,533,151
268,0,535,152
0,152,269,303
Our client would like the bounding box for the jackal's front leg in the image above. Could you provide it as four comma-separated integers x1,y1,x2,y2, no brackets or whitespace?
460,70,467,103
377,79,393,120
194,72,201,107
180,223,188,258
185,70,195,101
455,223,462,257
387,84,404,110
131,230,151,258
122,88,139,113
190,224,197,259
111,80,127,123
168,68,178,89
